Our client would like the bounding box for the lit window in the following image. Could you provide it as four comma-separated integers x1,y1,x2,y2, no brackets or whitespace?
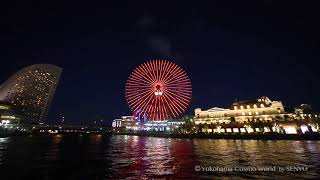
234,106,238,110
255,112,259,115
260,104,265,108
248,112,252,115
240,105,244,109
247,105,250,109
254,104,257,108
242,112,245,116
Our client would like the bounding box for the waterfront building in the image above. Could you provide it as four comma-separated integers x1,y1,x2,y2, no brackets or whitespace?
194,96,319,134
112,115,185,132
143,119,185,131
112,116,136,128
0,64,62,123
0,102,22,125
194,96,286,125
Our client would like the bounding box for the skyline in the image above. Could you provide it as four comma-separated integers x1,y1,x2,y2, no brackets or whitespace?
1,1,320,124
1,61,318,123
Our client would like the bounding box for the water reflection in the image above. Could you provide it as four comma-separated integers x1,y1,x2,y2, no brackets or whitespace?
193,139,320,179
0,137,10,166
0,135,320,179
108,136,198,179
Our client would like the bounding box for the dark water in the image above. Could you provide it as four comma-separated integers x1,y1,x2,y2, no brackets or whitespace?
1,135,320,179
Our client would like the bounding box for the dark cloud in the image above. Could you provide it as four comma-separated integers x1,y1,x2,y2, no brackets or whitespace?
147,36,172,57
137,15,154,30
137,15,184,63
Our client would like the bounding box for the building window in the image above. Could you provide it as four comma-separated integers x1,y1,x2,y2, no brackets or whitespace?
247,105,251,109
260,104,265,108
240,105,244,109
248,112,252,115
253,104,257,108
242,112,245,116
255,112,259,115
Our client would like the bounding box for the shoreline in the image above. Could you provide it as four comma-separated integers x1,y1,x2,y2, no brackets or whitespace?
112,132,320,140
2,131,320,140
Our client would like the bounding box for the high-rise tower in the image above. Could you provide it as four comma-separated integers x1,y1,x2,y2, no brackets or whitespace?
0,64,62,123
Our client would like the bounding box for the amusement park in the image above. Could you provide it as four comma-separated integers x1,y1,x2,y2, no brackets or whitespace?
113,59,192,132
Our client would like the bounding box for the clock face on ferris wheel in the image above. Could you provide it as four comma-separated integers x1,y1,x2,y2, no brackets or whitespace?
125,60,192,121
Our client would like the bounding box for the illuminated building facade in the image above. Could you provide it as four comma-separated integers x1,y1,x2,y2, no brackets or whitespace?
0,103,22,125
0,64,62,123
112,115,185,132
194,96,320,134
194,96,286,125
112,116,136,128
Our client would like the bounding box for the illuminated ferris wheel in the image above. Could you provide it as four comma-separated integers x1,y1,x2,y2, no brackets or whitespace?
125,60,192,121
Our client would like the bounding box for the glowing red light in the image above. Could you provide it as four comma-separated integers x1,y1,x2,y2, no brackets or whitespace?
125,60,192,121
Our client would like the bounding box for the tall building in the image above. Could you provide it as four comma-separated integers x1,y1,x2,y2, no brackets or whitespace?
0,64,62,123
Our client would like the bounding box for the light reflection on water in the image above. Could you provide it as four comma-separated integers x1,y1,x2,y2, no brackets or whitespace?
0,135,320,179
0,137,9,166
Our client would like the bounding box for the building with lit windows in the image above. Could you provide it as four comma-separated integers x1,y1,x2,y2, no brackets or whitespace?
0,102,22,125
112,115,185,132
194,96,320,134
0,64,62,123
112,116,136,128
194,96,286,125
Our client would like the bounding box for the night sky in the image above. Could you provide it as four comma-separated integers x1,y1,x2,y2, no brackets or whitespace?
1,1,320,125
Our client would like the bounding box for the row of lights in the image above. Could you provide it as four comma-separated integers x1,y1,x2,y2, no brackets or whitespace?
234,104,265,110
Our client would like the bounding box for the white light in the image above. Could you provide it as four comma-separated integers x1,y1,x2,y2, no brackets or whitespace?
311,125,317,132
301,125,308,134
284,126,297,134
155,91,163,96
48,130,58,134
272,127,278,133
1,120,10,125
264,127,270,132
